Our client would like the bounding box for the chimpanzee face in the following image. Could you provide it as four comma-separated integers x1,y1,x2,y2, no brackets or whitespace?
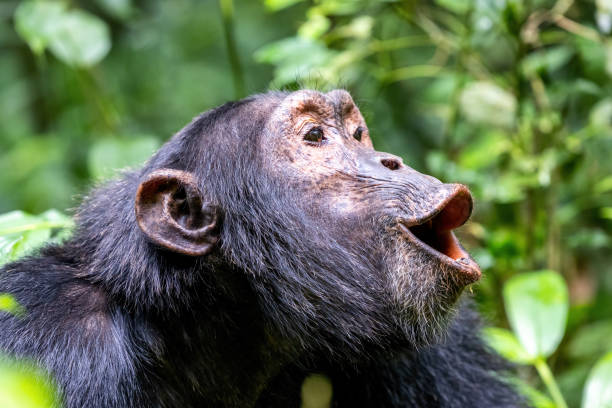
263,90,481,340
135,89,482,350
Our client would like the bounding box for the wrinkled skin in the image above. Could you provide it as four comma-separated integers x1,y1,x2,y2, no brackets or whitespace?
0,89,522,408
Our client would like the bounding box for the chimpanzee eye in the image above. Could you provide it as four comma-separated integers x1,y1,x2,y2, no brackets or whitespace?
304,127,325,144
353,126,363,142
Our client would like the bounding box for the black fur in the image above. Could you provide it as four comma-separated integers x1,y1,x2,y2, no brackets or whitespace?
0,91,524,407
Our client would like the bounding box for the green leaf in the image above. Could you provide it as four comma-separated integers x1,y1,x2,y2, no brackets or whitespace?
567,320,612,361
0,357,59,408
595,176,612,193
0,212,37,236
0,294,25,316
482,327,534,364
39,209,72,225
11,229,51,260
14,1,67,55
264,0,305,11
459,81,517,129
333,16,374,40
458,130,508,169
511,379,556,408
521,46,574,77
14,3,111,67
254,37,335,87
590,99,612,128
47,10,111,67
503,271,569,358
95,0,133,20
596,0,612,34
435,0,470,14
315,0,368,15
582,351,612,408
601,207,612,220
0,210,73,265
298,11,330,40
0,237,22,266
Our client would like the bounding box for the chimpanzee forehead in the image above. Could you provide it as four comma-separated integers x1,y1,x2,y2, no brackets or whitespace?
279,89,358,120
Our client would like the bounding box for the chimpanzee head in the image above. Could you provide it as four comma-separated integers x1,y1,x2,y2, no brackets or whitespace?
133,89,481,356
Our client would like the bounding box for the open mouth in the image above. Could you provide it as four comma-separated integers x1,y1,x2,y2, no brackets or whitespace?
398,186,481,282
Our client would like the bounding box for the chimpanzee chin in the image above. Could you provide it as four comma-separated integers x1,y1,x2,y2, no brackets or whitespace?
0,90,524,407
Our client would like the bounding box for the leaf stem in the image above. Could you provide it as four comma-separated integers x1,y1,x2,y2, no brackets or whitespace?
534,357,568,408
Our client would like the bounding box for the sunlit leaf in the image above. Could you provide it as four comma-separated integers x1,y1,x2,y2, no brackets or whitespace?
12,229,51,260
48,10,111,67
590,99,612,127
39,209,72,225
0,237,22,266
264,0,305,11
482,327,534,364
0,294,24,316
14,1,67,55
333,16,374,39
0,211,36,234
595,176,612,193
503,271,569,358
435,0,470,14
298,11,330,39
14,2,111,67
601,207,612,220
582,351,612,408
0,357,59,408
460,82,517,129
596,0,612,34
0,210,73,265
316,0,368,15
95,0,133,20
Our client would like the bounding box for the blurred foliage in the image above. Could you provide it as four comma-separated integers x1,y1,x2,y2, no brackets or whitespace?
0,210,73,266
0,0,611,406
0,297,59,408
485,271,612,408
0,356,60,408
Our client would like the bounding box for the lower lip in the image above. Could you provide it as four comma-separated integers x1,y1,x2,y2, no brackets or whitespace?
397,223,482,282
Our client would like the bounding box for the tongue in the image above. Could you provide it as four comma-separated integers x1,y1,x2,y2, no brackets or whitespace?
436,230,468,260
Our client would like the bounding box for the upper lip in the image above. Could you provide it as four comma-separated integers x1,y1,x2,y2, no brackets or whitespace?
397,185,481,282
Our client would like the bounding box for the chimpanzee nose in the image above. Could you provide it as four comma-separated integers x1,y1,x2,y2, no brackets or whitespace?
380,156,403,171
357,153,405,176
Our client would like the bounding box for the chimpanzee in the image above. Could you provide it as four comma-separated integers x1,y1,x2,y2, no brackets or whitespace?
0,90,523,407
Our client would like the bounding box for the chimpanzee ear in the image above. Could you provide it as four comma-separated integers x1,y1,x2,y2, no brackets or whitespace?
135,169,220,256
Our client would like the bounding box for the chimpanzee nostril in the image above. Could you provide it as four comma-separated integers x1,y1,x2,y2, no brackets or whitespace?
381,158,401,171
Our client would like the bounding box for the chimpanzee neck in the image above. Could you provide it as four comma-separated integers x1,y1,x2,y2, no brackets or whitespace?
72,238,297,406
137,265,296,407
